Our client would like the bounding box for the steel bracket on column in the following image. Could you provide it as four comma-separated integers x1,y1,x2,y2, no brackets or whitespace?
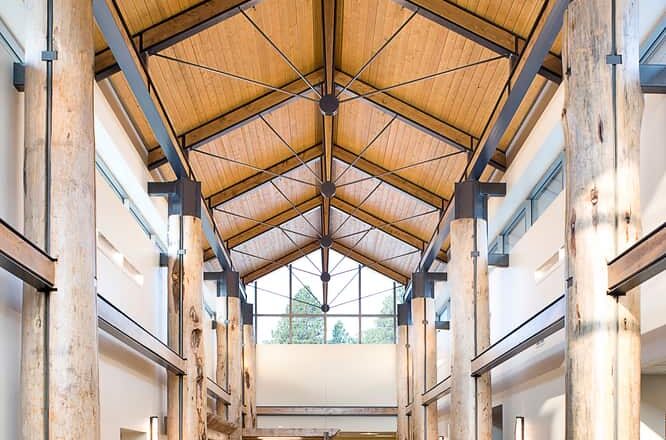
411,271,447,298
488,253,509,267
435,320,450,330
241,302,254,326
148,177,201,218
397,302,412,326
454,180,506,220
205,271,241,298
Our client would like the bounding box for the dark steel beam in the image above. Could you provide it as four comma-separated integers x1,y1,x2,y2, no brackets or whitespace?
608,222,666,295
417,0,567,273
94,0,238,280
392,0,562,83
97,294,187,374
0,217,55,291
95,0,260,80
640,64,666,94
470,294,565,377
421,376,451,405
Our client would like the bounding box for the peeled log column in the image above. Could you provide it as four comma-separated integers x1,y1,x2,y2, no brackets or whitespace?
449,217,491,440
242,303,257,428
410,278,438,440
396,303,410,440
164,178,207,440
45,0,100,437
20,0,48,437
216,316,228,417
227,276,243,440
563,0,643,438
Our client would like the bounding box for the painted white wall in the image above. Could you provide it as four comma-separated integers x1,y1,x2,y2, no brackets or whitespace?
0,39,24,440
256,344,397,431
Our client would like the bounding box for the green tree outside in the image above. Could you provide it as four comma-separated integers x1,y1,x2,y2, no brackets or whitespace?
268,286,323,344
360,293,395,343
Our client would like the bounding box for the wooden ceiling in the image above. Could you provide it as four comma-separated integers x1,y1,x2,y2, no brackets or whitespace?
95,0,561,295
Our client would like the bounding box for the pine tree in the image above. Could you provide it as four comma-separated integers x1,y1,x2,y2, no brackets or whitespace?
329,320,356,344
361,294,396,343
268,286,323,343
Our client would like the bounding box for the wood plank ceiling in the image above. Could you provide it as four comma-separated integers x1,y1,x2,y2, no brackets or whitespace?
95,0,561,303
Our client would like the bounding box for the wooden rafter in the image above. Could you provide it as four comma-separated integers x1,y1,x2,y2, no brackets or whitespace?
335,70,507,171
147,69,325,169
225,197,320,248
332,145,447,208
330,242,409,285
393,0,562,82
207,144,322,207
320,0,337,303
95,0,259,80
330,198,447,262
242,241,320,284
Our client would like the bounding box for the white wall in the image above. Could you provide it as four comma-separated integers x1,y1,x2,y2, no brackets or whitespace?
0,36,24,440
256,344,397,431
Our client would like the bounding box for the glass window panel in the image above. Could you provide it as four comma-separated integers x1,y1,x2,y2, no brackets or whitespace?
504,211,528,253
291,249,322,274
291,317,324,344
361,286,394,315
257,316,289,344
291,269,323,312
361,317,395,344
532,166,564,222
326,316,359,344
255,266,291,315
327,268,360,315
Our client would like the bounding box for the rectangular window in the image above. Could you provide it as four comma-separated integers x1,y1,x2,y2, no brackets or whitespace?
531,162,564,223
503,209,528,253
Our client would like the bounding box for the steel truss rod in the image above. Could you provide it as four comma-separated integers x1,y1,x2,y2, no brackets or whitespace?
332,248,418,288
337,150,466,188
337,8,418,97
191,148,318,187
152,52,319,102
290,266,322,305
339,54,507,103
328,268,360,306
330,286,396,309
331,180,384,237
215,207,319,240
267,202,321,274
270,181,321,236
291,265,322,278
329,225,374,274
239,8,321,97
333,208,439,240
334,115,397,184
255,285,320,309
230,248,275,263
260,115,323,183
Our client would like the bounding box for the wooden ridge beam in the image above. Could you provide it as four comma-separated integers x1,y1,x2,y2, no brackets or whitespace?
242,241,320,284
207,144,322,207
225,197,320,248
330,241,409,285
330,197,447,262
0,217,55,291
393,0,562,82
95,0,259,80
257,406,398,416
417,0,566,273
147,69,324,169
334,71,507,172
332,145,447,208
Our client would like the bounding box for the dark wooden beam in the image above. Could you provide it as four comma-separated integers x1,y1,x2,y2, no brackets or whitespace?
95,0,259,80
207,144,322,207
393,0,562,83
242,241,320,284
225,197,320,248
607,222,666,295
335,71,507,172
147,69,325,169
320,0,338,304
422,376,451,405
330,242,409,285
0,217,55,291
256,406,398,416
332,145,447,208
